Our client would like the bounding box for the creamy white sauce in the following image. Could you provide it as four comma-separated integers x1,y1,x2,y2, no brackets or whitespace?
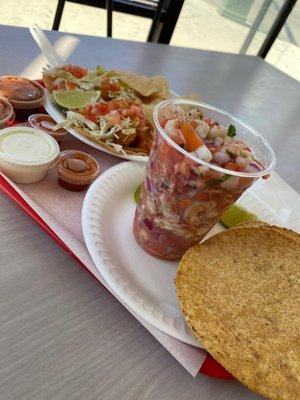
0,128,58,163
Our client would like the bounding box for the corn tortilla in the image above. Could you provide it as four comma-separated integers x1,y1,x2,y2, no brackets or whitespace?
233,221,300,242
175,227,300,400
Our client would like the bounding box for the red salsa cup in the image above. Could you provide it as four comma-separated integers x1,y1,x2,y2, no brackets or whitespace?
0,76,45,119
57,150,100,191
27,114,68,143
133,99,276,260
0,96,15,128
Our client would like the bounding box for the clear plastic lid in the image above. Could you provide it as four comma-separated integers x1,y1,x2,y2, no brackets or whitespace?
0,126,60,166
0,96,15,128
0,76,45,109
28,114,68,141
57,150,100,185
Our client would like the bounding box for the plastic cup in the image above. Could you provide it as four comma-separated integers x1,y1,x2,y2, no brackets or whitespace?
133,99,276,260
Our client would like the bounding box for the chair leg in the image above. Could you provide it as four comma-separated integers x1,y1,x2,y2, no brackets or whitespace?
258,0,297,58
157,0,184,44
106,0,113,37
52,0,66,31
147,0,165,42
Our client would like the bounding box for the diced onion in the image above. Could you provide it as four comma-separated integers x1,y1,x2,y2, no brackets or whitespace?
213,150,231,165
195,145,212,162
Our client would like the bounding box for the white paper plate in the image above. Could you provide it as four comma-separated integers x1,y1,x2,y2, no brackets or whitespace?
82,162,283,347
44,91,148,162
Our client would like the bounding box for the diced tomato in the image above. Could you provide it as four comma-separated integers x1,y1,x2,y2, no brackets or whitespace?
65,81,78,90
239,176,253,189
206,143,218,153
160,118,168,128
100,76,122,99
107,110,121,125
121,104,146,128
83,104,98,122
109,81,121,91
180,123,203,152
179,199,191,208
96,103,109,115
63,64,87,78
172,198,191,213
196,192,211,201
54,81,66,91
108,99,129,110
202,116,216,128
159,141,184,165
224,162,240,171
203,169,220,181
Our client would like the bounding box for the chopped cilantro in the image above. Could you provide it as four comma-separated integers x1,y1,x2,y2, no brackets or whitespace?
96,65,106,75
227,124,236,137
205,174,230,187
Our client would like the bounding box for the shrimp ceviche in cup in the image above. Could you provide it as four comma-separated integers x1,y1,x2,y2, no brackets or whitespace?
133,99,276,260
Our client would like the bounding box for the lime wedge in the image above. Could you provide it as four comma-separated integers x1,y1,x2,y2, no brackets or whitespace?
221,204,257,228
53,90,100,109
134,184,142,203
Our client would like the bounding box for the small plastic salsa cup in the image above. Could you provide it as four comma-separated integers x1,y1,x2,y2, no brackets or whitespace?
133,99,276,260
27,114,68,143
0,96,15,128
0,76,45,119
57,150,100,191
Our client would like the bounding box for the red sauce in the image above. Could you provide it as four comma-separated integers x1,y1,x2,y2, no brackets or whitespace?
0,76,45,118
28,114,68,142
57,150,100,191
0,96,15,128
0,78,41,101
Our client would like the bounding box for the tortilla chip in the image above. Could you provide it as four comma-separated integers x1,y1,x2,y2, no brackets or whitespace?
181,93,199,101
175,226,300,400
43,72,56,92
116,70,169,97
142,104,155,124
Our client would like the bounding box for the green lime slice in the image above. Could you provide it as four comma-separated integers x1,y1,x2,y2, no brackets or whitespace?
53,90,100,109
134,184,142,203
221,204,257,228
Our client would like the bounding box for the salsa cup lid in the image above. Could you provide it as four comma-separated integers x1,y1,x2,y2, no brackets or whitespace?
153,99,276,179
0,126,60,166
0,96,15,127
28,114,68,138
57,150,100,184
0,76,45,109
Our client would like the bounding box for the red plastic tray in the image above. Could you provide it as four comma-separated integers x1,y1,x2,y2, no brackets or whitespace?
0,80,232,380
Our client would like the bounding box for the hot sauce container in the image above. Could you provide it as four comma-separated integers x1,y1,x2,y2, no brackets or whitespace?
27,114,68,143
0,76,45,119
56,150,100,191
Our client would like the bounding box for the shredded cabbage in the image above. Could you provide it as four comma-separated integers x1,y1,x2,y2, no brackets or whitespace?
54,111,136,147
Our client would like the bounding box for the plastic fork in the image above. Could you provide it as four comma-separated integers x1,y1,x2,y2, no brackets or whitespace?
30,24,63,68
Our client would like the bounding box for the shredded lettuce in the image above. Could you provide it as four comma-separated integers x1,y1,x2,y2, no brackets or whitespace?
54,111,136,146
107,142,126,154
54,111,97,131
96,65,106,75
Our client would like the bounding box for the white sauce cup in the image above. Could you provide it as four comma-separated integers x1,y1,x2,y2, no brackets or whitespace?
0,126,60,183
